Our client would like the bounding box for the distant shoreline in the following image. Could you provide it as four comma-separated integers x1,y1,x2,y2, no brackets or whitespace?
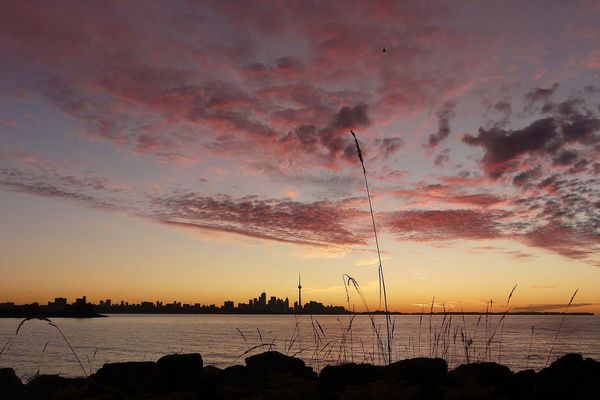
0,312,107,319
0,311,593,318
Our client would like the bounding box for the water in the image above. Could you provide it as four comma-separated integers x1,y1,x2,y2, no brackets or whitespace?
1,314,599,379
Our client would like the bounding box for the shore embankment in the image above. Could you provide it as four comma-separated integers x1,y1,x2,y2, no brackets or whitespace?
1,351,599,399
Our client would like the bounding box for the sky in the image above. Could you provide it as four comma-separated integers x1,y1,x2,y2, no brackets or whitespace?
1,0,599,313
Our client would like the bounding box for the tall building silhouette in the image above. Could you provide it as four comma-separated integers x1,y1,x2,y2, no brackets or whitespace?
297,274,302,309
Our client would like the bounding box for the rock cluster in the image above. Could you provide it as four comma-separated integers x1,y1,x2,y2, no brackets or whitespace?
1,351,599,399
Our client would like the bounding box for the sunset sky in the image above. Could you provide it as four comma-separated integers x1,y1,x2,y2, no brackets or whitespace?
1,1,599,313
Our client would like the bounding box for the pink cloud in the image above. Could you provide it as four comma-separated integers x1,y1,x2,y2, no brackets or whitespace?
583,49,600,69
391,182,505,208
154,194,369,247
523,221,600,260
385,209,506,241
1,0,489,170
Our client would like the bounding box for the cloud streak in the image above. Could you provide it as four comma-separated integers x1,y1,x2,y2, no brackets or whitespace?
152,193,369,247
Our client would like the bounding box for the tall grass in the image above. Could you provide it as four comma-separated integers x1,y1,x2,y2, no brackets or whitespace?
350,130,392,364
0,337,12,359
497,284,517,363
476,286,512,362
429,297,435,357
344,274,388,364
36,340,51,375
418,305,424,357
545,288,578,367
526,325,536,369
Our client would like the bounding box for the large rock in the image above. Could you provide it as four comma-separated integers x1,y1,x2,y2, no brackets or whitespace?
157,353,204,390
320,359,447,400
25,375,88,399
511,369,536,400
157,353,203,373
583,357,600,389
92,361,162,394
221,364,251,387
448,361,513,398
384,357,448,386
245,351,315,378
216,352,318,399
319,363,383,391
536,353,600,400
0,368,21,398
203,365,223,379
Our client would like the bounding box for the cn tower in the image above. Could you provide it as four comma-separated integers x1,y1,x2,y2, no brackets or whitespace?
297,274,302,308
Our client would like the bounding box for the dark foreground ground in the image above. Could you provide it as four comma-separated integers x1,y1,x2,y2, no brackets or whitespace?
1,351,599,400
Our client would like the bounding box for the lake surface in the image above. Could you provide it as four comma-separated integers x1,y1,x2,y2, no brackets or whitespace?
1,314,599,379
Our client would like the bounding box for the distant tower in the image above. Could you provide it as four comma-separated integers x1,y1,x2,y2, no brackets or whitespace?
298,274,302,308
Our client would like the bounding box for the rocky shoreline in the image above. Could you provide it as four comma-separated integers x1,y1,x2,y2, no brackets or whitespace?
1,351,599,399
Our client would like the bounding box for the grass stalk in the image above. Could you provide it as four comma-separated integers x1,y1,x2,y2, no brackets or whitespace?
497,284,517,363
15,317,88,377
344,274,387,363
350,130,392,364
429,297,435,358
545,289,578,367
526,325,535,369
418,305,424,357
36,340,51,375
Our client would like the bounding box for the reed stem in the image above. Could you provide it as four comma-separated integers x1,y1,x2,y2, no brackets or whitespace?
350,130,392,364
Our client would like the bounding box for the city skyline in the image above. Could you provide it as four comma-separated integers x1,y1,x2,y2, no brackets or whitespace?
1,287,350,315
1,1,599,314
2,290,592,316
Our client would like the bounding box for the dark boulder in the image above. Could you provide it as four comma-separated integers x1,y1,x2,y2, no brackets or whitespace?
92,361,162,394
320,360,445,400
221,364,251,386
0,368,21,398
384,357,448,386
511,369,536,400
216,352,318,399
217,365,255,399
319,363,383,391
25,375,88,399
157,353,204,390
382,357,447,400
448,362,513,398
537,353,600,400
203,365,223,379
245,351,316,378
157,353,203,374
582,357,600,397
